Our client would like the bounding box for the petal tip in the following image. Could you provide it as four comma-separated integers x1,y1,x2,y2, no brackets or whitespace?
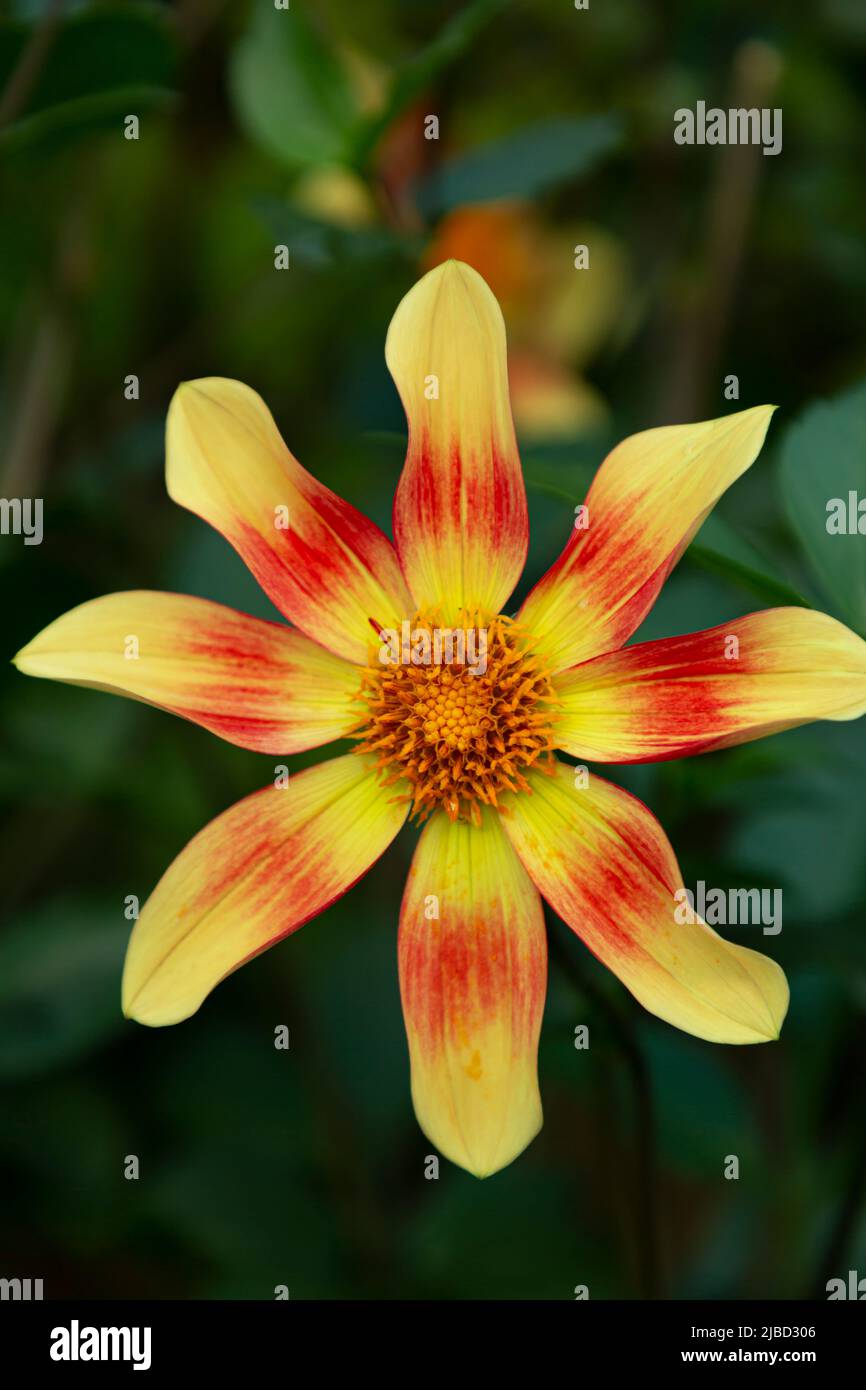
168,377,217,416
168,376,250,422
121,975,195,1029
11,636,43,677
739,400,778,441
418,255,487,287
418,1101,543,1179
465,1110,544,1179
385,258,503,368
735,952,789,1044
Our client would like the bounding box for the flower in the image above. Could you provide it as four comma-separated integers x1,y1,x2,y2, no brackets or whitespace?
14,261,866,1178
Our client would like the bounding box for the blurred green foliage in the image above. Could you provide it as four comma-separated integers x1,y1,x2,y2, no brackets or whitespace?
1,0,866,1300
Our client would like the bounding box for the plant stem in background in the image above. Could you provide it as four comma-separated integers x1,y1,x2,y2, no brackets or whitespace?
549,926,663,1300
660,40,783,422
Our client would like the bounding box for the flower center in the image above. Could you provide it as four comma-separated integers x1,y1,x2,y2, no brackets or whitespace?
354,612,558,824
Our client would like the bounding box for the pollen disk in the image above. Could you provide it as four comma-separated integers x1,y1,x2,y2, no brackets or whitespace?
354,613,558,824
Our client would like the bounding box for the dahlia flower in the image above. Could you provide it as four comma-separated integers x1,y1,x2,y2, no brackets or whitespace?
15,261,866,1176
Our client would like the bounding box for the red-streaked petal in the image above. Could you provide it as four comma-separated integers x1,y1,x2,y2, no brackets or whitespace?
519,406,776,672
501,761,788,1044
554,608,866,763
399,807,546,1177
13,590,363,754
122,754,408,1026
166,378,413,663
386,260,529,619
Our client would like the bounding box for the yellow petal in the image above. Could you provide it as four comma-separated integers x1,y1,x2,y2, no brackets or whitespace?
519,406,776,672
166,378,412,664
386,260,528,620
502,761,788,1044
123,755,407,1026
399,807,546,1176
553,608,866,763
13,590,361,753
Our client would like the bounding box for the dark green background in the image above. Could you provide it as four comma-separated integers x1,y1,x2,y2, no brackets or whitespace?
2,0,866,1299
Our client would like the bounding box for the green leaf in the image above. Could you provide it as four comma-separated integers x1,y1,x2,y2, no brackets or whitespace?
229,1,359,171
726,720,866,925
688,511,813,610
0,84,176,152
0,4,177,151
353,0,508,165
414,114,623,218
778,379,866,632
